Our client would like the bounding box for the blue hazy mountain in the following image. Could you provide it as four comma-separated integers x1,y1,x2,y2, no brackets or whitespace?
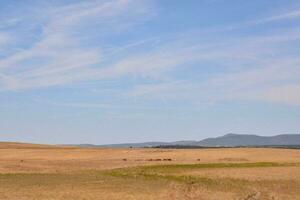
71,134,300,148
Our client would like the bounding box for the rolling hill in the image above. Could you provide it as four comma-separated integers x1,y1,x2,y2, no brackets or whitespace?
73,134,300,148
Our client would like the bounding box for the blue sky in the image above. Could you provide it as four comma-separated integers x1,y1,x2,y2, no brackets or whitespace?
0,0,300,144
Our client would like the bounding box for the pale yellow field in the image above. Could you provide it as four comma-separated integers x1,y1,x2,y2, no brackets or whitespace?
0,142,299,200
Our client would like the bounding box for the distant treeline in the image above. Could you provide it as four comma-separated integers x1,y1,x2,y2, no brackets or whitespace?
152,145,300,149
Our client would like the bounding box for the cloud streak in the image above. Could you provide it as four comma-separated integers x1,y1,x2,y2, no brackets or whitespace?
0,0,300,107
0,0,153,90
259,9,300,23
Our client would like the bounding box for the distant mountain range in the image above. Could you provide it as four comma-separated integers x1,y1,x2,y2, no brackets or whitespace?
196,133,300,147
71,134,300,148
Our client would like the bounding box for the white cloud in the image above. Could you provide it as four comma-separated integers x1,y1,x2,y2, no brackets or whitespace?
0,1,300,108
0,73,18,90
259,9,300,23
116,30,300,106
0,18,22,30
204,60,300,105
0,0,152,90
0,32,10,46
261,84,300,106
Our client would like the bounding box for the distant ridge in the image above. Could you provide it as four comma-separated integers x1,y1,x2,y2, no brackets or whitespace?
70,134,300,148
196,134,300,147
0,142,72,149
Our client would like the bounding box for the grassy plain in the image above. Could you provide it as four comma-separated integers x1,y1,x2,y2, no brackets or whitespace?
0,142,299,199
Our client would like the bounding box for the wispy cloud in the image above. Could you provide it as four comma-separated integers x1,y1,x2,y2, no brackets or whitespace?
0,32,10,46
0,18,22,30
0,0,153,90
0,0,300,108
119,28,300,106
258,9,300,23
261,84,300,106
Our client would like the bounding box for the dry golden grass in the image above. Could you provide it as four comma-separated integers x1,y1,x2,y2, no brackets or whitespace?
0,142,299,199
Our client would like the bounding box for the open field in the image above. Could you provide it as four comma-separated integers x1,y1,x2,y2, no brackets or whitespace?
0,142,300,200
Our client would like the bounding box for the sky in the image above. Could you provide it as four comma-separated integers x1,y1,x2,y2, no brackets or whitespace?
0,0,300,144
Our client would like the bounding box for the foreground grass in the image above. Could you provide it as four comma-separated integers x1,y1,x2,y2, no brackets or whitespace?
103,162,300,199
1,162,299,200
105,162,298,180
105,162,296,182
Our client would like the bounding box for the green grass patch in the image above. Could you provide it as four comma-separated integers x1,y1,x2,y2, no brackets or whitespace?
103,162,300,193
105,162,297,178
140,162,295,170
105,168,250,191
